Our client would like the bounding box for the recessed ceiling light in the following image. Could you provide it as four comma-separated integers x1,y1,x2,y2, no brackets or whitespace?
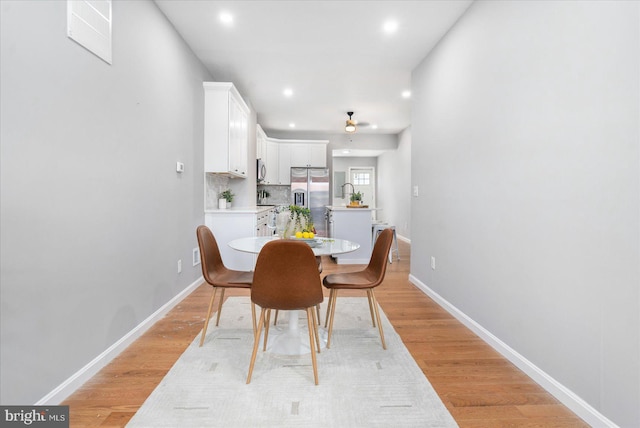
289,123,296,128
283,88,293,97
219,12,233,25
383,20,398,34
402,90,411,98
371,124,378,129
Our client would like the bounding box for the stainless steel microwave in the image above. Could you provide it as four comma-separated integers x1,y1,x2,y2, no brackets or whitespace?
257,159,266,182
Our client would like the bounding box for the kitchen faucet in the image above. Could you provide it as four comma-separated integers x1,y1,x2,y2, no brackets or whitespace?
341,182,355,199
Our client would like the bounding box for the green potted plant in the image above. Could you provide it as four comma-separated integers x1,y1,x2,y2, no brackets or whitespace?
219,189,234,209
350,191,363,206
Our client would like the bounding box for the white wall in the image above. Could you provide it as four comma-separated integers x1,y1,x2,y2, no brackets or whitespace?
331,156,377,206
411,1,639,426
0,0,211,403
378,127,412,240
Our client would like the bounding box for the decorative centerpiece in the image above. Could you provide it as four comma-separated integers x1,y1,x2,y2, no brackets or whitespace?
282,205,315,239
219,189,234,209
349,191,363,207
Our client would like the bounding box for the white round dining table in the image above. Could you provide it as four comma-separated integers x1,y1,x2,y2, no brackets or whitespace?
228,236,360,257
228,236,360,355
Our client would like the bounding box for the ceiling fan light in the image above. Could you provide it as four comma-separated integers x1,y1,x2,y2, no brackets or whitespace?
345,112,356,133
345,120,356,133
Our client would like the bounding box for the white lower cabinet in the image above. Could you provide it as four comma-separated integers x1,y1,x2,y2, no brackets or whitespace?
255,209,275,236
205,207,275,271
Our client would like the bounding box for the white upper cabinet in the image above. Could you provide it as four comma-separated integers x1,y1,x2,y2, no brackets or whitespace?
264,140,279,184
309,144,327,167
257,129,328,185
278,143,292,185
203,82,250,178
256,124,267,160
290,143,327,167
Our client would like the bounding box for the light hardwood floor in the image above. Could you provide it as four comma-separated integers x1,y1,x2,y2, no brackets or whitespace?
63,239,589,427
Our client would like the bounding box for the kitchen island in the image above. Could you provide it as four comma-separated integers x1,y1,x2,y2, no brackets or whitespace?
326,206,374,264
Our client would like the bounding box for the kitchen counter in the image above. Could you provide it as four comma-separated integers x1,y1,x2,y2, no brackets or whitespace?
204,205,274,214
204,206,277,270
326,206,373,264
326,205,380,211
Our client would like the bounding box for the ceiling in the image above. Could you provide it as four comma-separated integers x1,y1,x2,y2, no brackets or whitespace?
332,148,387,158
155,0,473,136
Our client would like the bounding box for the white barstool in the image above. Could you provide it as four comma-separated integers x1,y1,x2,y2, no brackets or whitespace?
371,221,387,248
372,223,400,263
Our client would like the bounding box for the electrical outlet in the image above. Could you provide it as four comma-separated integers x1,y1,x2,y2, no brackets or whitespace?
177,259,182,273
430,256,436,270
193,247,201,266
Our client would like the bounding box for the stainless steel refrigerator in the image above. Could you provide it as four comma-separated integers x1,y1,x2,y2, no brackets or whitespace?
291,167,330,237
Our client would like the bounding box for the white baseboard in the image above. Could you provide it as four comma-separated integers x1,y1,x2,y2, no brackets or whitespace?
36,276,204,405
408,274,618,428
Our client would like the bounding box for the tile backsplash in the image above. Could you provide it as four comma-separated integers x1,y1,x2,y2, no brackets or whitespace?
205,174,229,210
257,185,290,206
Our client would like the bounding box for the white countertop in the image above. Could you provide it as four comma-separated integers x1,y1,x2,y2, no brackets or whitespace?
326,205,380,211
205,205,274,214
205,205,380,213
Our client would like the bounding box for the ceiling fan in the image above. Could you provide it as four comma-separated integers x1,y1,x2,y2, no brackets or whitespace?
344,112,369,133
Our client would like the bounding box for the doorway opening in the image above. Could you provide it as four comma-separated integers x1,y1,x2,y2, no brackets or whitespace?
349,167,376,220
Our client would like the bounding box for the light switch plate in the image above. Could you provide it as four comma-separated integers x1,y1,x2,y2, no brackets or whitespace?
413,185,419,197
176,161,185,173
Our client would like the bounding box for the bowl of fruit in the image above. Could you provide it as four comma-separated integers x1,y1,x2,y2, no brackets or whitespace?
293,230,316,241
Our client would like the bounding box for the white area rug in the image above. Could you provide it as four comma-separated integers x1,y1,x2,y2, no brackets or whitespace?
127,297,458,428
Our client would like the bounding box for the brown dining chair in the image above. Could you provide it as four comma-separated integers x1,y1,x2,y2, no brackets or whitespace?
247,240,324,385
322,228,394,350
272,256,323,326
196,225,256,347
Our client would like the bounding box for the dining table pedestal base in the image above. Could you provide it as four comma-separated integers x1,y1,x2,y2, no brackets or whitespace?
261,310,327,355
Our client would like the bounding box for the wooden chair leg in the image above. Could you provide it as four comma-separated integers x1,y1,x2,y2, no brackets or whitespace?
199,287,218,347
306,308,319,385
273,310,279,325
263,309,272,351
366,289,376,327
324,289,335,328
316,304,321,327
250,302,257,335
247,308,266,384
215,288,226,326
326,289,339,349
369,290,387,350
311,306,321,353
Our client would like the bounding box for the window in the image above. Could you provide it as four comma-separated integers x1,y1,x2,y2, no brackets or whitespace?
353,172,370,185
